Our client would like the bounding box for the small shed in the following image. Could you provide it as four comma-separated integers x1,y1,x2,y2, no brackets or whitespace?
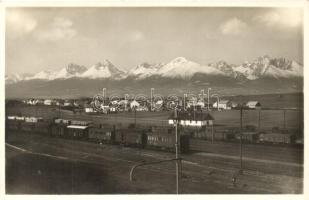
130,100,140,109
44,99,52,106
246,101,261,109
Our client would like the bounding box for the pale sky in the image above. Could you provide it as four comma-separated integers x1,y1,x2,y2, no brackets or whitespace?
6,7,303,74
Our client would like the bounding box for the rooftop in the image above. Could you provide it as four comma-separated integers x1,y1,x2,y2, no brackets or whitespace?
169,111,214,121
67,125,88,130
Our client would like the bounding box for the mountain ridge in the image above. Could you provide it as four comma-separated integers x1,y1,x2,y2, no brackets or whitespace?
6,55,303,84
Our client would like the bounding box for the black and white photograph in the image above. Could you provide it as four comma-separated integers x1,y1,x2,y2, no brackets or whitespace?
3,1,307,196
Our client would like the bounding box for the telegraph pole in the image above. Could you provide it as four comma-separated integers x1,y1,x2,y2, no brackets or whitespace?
151,88,154,112
207,88,211,111
183,93,187,111
102,88,106,106
134,107,137,127
258,109,261,131
201,89,205,107
124,94,128,112
174,108,180,194
283,109,286,130
239,105,243,173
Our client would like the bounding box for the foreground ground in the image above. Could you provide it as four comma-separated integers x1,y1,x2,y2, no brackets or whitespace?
6,131,303,194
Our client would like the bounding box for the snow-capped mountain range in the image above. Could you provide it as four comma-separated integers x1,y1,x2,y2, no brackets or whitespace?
5,56,303,84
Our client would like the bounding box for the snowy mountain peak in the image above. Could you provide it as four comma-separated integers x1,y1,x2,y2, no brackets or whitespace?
128,62,163,78
81,60,125,79
54,63,87,79
101,59,113,66
170,57,189,64
30,70,56,80
138,62,152,69
157,57,224,78
5,55,303,84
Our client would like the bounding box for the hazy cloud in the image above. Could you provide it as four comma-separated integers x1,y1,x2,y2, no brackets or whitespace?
220,18,249,35
6,10,37,38
35,17,77,41
254,9,302,28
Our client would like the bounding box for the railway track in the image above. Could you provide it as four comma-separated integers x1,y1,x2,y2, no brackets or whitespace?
190,139,303,163
6,131,303,193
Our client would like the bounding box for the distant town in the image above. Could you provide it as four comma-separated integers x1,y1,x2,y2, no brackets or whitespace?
17,88,263,114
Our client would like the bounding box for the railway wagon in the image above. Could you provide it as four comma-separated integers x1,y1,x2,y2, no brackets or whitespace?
33,121,52,135
70,120,92,126
25,117,43,123
54,118,71,124
65,125,89,139
258,133,295,144
146,126,190,153
180,126,210,139
235,132,259,143
115,128,147,147
6,120,20,131
88,125,115,143
50,123,66,137
206,131,234,141
15,116,25,121
19,121,35,132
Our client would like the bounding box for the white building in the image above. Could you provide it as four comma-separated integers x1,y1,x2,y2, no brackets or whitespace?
212,100,232,110
85,107,96,113
64,101,72,107
130,100,140,109
196,101,205,108
246,101,261,109
110,107,117,112
44,99,52,106
110,100,119,105
168,111,214,127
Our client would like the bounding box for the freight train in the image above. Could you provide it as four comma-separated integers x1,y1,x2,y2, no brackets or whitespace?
6,115,299,151
6,116,190,153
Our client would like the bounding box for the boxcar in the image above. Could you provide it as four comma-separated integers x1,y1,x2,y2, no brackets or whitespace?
15,116,25,121
50,123,66,137
235,132,259,143
33,121,51,135
259,133,295,144
115,128,147,147
54,118,71,124
205,131,227,141
6,120,20,131
88,125,115,143
65,125,89,139
70,120,92,126
146,126,190,153
20,121,35,132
